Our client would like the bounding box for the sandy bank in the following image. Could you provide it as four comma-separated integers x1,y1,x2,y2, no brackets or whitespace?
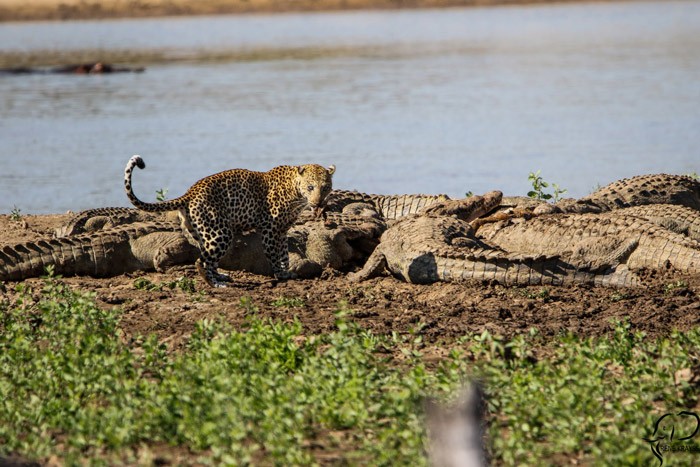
0,0,626,22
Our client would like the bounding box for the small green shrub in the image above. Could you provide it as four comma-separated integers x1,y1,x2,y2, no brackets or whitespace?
155,188,168,202
271,296,306,308
664,280,689,294
528,170,568,202
9,205,22,221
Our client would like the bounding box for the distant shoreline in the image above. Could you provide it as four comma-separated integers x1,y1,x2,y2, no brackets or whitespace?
0,0,628,22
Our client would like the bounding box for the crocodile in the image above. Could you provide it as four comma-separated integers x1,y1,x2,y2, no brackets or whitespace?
477,174,700,219
347,210,642,287
618,204,700,243
349,199,700,287
477,206,700,275
55,207,173,237
1,205,386,282
315,190,450,220
545,173,700,214
0,222,196,282
0,63,145,75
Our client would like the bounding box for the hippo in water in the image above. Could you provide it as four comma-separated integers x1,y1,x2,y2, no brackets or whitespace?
0,62,145,75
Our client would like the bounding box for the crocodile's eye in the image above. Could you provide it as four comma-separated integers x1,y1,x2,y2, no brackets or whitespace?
307,184,315,192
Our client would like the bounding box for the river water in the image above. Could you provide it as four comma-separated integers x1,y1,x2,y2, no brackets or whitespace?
1,1,699,214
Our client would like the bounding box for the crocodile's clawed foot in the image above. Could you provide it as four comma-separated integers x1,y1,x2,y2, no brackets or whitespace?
346,271,362,283
470,208,536,231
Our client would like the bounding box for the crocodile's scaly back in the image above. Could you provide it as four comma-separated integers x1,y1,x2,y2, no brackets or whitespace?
619,204,700,243
0,222,189,281
324,190,450,220
478,210,700,274
555,174,700,213
56,207,164,237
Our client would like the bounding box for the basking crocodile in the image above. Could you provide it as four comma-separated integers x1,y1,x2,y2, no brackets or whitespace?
546,173,700,214
477,206,700,275
347,214,641,287
31,192,486,282
55,207,172,237
2,206,386,282
311,190,450,220
619,204,700,243
0,222,196,282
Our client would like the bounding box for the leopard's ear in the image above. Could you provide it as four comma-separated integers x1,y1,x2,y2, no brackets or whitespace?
297,166,306,175
327,165,336,175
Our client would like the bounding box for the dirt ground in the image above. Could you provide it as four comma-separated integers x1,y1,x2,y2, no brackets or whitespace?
2,213,699,354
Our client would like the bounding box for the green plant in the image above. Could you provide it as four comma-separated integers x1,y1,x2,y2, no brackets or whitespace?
522,287,551,301
609,291,630,302
166,276,197,293
527,170,550,200
664,280,689,294
271,296,305,308
133,277,161,291
9,205,22,221
155,188,168,202
464,320,700,465
551,183,567,202
527,171,568,202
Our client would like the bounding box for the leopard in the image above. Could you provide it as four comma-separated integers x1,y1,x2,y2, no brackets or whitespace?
124,155,335,287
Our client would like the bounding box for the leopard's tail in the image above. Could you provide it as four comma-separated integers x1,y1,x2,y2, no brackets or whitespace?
124,155,188,212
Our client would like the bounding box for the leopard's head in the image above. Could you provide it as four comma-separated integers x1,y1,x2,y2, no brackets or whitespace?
297,164,335,212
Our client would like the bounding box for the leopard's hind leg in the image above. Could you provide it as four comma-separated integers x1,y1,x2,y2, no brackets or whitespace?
185,208,233,287
260,224,294,280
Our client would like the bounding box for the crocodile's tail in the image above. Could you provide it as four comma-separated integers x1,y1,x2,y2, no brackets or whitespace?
0,230,125,281
0,223,183,281
125,155,188,212
435,254,642,287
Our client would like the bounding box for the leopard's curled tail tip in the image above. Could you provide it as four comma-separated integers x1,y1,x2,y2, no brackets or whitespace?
130,155,146,170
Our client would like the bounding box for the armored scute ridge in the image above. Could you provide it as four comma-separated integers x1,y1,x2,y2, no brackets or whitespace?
618,204,700,243
55,207,168,237
477,208,700,275
323,190,450,220
554,173,700,213
1,222,195,282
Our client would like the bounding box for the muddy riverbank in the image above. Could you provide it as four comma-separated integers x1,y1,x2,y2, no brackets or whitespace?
0,0,629,22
